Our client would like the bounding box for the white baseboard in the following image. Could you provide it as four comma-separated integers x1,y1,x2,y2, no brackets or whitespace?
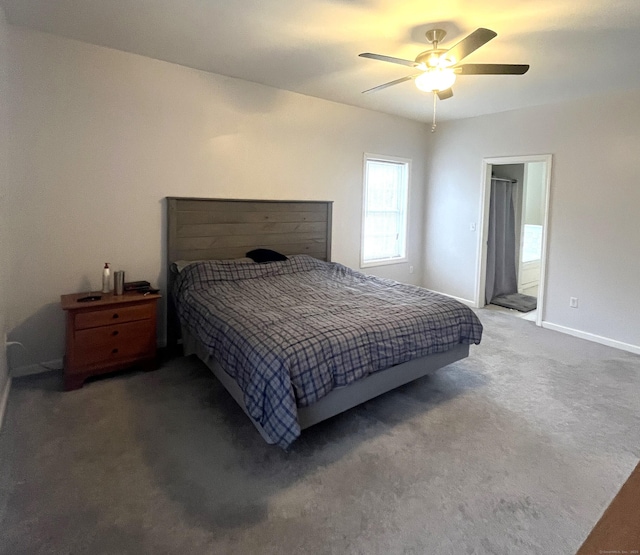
11,358,63,378
541,322,640,356
0,376,11,431
428,290,477,308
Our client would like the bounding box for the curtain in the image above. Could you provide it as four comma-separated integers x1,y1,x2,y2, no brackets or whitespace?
485,179,518,304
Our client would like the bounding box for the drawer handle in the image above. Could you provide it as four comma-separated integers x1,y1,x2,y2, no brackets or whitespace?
112,330,119,336
112,313,119,319
112,348,119,354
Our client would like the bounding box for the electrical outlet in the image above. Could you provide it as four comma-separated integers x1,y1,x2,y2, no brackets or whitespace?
569,297,578,308
409,265,414,274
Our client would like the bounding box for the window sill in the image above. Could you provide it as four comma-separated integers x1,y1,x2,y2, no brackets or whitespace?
360,257,408,269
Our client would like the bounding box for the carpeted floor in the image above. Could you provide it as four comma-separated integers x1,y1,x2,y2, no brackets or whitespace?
1,309,639,555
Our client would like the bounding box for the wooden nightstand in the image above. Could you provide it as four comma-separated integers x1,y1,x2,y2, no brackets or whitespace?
60,291,161,390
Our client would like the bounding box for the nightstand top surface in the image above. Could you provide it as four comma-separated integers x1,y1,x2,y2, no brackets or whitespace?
61,291,161,311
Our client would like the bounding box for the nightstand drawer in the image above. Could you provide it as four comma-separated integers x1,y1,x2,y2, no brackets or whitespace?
75,302,153,329
74,320,155,367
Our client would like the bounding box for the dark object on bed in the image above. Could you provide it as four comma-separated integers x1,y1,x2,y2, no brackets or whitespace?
245,248,289,263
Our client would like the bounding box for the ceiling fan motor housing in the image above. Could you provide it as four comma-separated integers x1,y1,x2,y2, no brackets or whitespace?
425,28,447,45
417,29,455,67
415,49,449,67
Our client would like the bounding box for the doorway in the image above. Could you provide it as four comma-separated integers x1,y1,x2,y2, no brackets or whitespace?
475,155,552,326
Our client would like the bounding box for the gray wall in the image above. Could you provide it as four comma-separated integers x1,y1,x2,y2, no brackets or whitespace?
424,88,640,349
5,26,430,371
0,6,16,400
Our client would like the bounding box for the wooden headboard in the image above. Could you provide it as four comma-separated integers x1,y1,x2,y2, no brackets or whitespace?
165,197,333,348
167,197,332,263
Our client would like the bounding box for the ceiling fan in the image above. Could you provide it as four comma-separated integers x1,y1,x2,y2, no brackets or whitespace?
359,28,529,129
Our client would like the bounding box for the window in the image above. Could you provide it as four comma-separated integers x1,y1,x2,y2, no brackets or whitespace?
361,154,410,267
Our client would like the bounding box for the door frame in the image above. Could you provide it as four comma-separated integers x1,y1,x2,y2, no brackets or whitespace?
475,154,553,326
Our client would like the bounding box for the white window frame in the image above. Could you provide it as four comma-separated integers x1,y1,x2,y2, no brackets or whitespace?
360,153,411,268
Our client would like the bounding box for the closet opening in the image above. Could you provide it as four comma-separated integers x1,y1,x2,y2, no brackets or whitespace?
475,155,552,326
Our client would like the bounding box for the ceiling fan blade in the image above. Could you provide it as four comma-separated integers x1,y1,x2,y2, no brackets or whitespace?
437,88,454,100
455,63,530,75
359,53,419,68
362,74,418,94
445,28,497,64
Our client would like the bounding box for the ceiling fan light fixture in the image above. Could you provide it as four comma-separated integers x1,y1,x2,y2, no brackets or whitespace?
415,68,456,92
426,53,441,67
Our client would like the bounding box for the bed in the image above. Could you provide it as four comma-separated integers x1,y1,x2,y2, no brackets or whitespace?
166,197,483,448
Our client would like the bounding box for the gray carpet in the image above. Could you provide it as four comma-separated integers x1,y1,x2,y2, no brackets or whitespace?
1,309,639,555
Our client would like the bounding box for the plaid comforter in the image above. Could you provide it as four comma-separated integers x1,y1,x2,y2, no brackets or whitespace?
174,255,483,448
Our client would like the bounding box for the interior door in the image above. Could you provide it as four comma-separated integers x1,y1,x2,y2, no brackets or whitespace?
517,162,546,298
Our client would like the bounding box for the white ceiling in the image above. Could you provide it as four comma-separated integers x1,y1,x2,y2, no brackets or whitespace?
3,0,640,123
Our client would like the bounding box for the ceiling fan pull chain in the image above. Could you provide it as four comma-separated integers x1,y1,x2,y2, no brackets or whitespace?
431,92,437,133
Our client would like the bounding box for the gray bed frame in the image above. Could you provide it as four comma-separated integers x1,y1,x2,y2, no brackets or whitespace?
166,197,470,444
